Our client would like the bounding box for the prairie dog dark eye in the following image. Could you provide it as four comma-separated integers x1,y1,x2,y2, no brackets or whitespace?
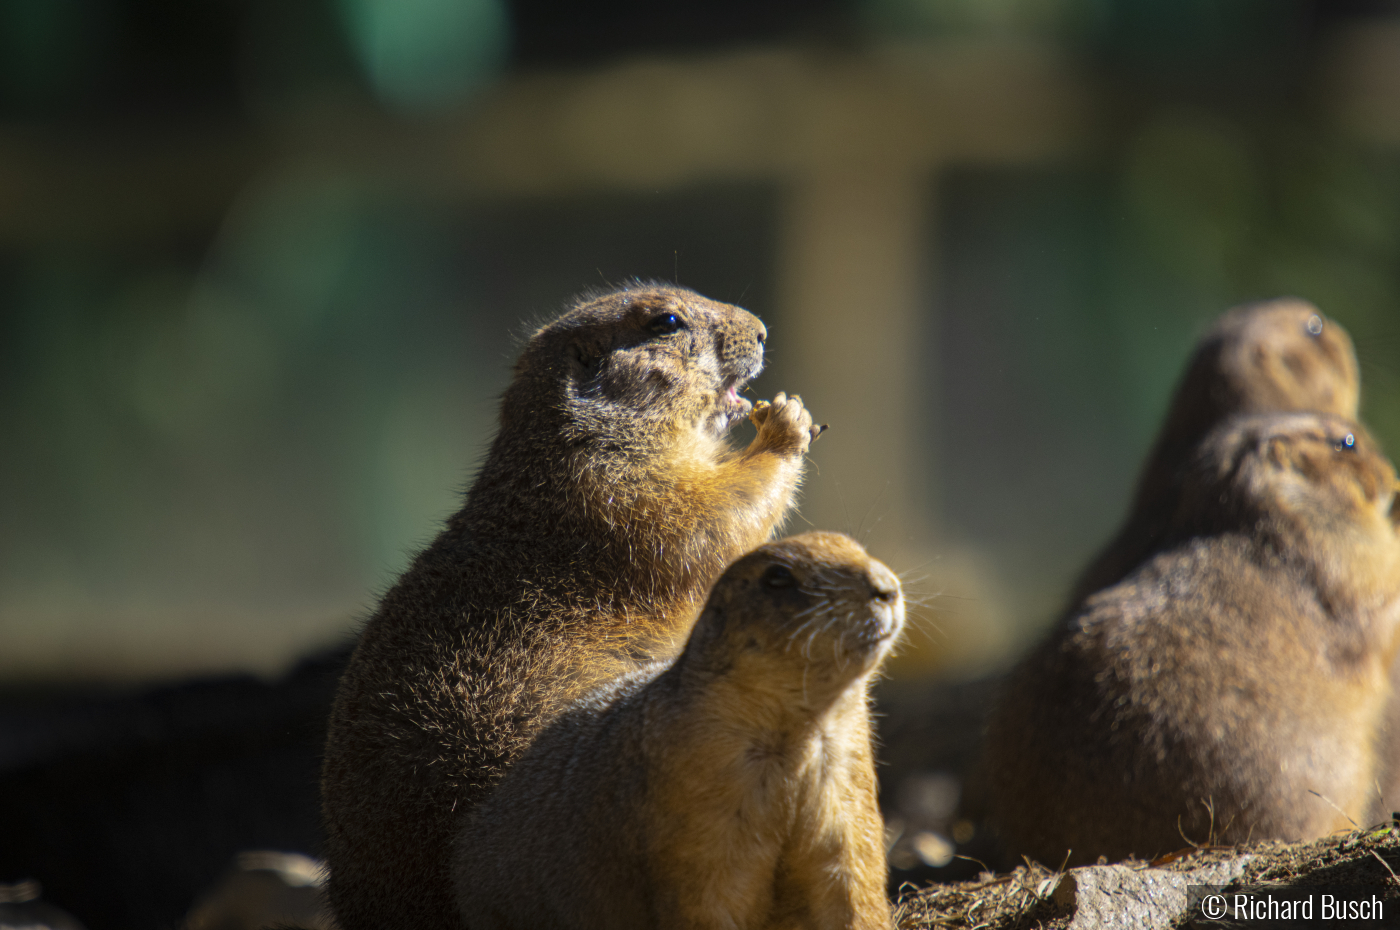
647,312,686,335
761,565,796,589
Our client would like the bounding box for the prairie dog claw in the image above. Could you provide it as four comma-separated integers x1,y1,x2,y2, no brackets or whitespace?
749,392,819,457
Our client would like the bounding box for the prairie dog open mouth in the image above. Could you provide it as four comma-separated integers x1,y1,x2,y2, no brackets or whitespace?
721,377,753,416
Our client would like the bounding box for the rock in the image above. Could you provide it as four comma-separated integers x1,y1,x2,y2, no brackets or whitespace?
1051,856,1253,930
184,851,335,930
0,880,87,930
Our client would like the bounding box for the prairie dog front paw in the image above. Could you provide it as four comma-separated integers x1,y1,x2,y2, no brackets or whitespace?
749,392,824,457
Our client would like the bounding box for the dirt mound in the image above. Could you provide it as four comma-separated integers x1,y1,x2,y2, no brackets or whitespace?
895,822,1400,929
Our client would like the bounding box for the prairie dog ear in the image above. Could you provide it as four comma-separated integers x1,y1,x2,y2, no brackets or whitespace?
689,604,729,647
568,343,598,373
678,604,739,674
567,332,611,374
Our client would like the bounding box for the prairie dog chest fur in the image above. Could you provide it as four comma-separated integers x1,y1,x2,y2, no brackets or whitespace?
454,532,903,930
322,285,823,930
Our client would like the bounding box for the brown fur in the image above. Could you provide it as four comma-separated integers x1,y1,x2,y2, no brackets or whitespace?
986,412,1400,865
1067,298,1359,607
321,285,822,930
452,532,901,930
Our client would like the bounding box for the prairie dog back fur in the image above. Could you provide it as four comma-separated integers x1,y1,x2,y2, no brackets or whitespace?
1068,298,1359,606
322,285,821,930
987,412,1400,865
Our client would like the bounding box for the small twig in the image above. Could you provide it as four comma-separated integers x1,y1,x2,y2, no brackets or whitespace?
1177,815,1204,850
1150,849,1190,867
1370,849,1400,887
1308,789,1360,829
1205,797,1217,846
966,875,1015,891
953,854,994,875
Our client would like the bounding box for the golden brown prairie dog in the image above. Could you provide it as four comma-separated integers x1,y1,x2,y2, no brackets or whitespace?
986,412,1400,866
321,285,823,930
453,532,902,930
1068,298,1359,607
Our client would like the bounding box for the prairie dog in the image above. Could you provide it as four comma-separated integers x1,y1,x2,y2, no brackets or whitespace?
322,285,821,930
1069,298,1359,606
454,532,902,930
987,412,1400,865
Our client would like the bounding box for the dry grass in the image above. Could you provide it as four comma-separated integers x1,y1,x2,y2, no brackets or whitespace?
893,822,1400,930
893,860,1067,930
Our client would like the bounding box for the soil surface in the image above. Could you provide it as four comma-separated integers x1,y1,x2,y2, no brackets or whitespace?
894,823,1400,929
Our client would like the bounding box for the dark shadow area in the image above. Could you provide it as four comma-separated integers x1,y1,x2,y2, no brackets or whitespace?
0,647,348,930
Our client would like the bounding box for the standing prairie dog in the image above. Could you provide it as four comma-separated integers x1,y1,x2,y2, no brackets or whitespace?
454,532,902,930
1068,298,1359,607
960,299,1361,850
321,285,823,930
987,412,1400,865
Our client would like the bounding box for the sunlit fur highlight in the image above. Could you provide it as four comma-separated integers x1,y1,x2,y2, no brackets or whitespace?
454,532,903,930
321,285,820,930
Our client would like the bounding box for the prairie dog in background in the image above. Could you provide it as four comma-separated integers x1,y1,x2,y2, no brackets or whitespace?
1068,298,1359,607
987,412,1400,866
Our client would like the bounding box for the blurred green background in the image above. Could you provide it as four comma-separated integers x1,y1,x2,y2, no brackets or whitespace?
2,0,1399,683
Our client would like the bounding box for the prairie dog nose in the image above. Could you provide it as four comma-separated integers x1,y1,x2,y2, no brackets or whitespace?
865,562,900,604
